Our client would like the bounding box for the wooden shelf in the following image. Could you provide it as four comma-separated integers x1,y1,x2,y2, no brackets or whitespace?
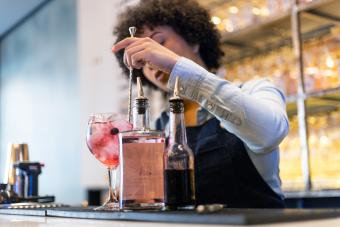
306,87,340,99
298,0,338,13
286,88,340,117
287,87,340,102
211,0,340,62
221,10,291,41
221,0,340,41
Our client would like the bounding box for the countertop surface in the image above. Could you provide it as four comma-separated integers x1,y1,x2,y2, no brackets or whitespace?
284,190,340,198
2,207,340,226
3,213,340,227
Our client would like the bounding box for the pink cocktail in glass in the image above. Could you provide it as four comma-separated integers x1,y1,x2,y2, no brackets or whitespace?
86,113,132,210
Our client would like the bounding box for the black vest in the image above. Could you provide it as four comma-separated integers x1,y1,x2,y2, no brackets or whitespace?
157,115,285,208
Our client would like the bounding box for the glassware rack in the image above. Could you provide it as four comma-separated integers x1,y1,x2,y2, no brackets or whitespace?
197,0,340,192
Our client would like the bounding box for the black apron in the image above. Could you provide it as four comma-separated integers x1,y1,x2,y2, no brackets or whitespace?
157,115,285,208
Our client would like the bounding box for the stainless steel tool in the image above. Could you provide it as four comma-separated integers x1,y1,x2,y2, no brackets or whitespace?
127,26,137,123
4,143,29,186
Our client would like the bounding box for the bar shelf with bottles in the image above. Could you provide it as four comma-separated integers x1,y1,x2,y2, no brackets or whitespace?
224,26,340,99
200,0,340,59
223,28,340,191
197,0,340,192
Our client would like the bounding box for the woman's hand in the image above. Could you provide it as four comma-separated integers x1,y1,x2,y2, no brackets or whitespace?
112,37,180,73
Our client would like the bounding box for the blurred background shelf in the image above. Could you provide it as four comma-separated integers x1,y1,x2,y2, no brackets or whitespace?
197,0,340,194
287,87,340,116
298,0,339,13
198,0,340,63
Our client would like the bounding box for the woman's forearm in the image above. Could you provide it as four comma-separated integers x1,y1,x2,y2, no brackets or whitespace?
168,57,289,153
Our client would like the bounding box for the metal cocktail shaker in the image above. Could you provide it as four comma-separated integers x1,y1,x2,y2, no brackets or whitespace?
13,161,44,197
2,144,45,202
4,143,29,186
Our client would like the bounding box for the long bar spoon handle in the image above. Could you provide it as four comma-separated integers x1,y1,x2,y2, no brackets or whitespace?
127,26,136,122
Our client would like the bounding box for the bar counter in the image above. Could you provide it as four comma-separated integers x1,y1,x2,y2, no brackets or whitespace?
2,207,340,226
1,214,340,227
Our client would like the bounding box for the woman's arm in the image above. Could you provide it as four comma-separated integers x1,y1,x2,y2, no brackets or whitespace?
112,38,289,153
168,57,289,154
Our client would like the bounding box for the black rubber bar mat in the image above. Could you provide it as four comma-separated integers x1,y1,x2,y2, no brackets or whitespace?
44,207,340,225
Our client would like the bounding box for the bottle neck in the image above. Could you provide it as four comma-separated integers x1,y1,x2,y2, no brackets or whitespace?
132,98,149,130
169,112,187,145
169,99,187,145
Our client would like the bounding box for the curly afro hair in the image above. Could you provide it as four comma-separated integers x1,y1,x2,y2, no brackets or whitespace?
113,0,224,88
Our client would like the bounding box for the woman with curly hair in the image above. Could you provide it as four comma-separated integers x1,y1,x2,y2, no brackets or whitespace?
112,0,289,208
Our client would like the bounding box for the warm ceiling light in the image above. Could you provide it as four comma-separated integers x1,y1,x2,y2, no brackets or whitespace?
326,56,335,68
228,6,239,14
305,67,319,75
211,16,221,25
252,7,261,15
223,19,234,32
260,8,270,16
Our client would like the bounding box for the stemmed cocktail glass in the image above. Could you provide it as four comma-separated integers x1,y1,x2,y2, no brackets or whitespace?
86,113,132,210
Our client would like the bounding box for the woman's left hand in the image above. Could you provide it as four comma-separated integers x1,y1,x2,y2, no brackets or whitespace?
112,37,180,73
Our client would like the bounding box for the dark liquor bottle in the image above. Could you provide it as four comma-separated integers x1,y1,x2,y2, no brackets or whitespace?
164,77,195,209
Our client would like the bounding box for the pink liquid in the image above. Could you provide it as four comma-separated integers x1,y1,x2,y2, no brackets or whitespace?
120,134,165,209
87,120,132,168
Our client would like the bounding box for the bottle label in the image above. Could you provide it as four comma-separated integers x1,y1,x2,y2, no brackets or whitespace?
121,142,165,201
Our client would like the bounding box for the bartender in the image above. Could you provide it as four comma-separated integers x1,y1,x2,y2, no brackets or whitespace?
112,0,289,208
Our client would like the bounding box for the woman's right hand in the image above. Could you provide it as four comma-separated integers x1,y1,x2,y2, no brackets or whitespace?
112,37,180,74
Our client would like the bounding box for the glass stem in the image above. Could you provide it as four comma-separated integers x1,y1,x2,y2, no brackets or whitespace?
107,167,118,203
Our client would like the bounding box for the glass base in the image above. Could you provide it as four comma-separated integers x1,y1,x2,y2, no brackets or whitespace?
120,201,164,210
94,201,119,211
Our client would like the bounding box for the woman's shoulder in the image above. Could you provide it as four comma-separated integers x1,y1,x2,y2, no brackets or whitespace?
240,77,285,98
240,77,286,103
241,77,275,89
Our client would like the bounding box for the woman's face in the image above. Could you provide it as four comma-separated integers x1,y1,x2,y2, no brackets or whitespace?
138,26,200,92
